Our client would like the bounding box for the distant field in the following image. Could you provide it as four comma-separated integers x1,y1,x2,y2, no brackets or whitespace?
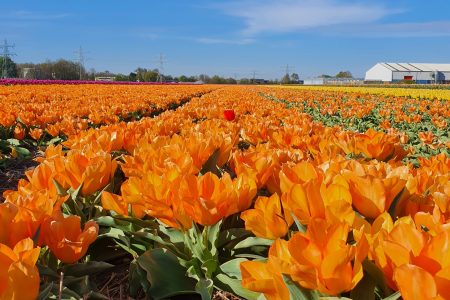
274,84,450,100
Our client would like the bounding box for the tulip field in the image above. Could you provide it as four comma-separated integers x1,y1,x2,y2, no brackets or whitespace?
0,83,449,300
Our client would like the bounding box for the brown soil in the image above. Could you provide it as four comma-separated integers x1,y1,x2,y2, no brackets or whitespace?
0,154,39,201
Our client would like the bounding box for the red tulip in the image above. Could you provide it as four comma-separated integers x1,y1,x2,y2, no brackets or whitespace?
223,109,235,121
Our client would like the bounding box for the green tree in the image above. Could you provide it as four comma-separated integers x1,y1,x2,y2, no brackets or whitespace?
210,75,226,84
319,74,332,78
129,72,137,82
0,57,18,78
53,59,82,80
291,73,300,82
143,70,158,82
281,73,291,84
335,71,353,78
115,74,129,81
225,77,237,84
198,74,210,83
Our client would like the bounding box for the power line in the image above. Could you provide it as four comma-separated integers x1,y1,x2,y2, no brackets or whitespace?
1,39,16,79
74,46,90,80
155,53,166,83
251,70,259,81
281,64,296,76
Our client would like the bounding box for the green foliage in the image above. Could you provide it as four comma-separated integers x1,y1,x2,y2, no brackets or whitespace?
336,70,353,78
0,56,18,78
137,248,199,299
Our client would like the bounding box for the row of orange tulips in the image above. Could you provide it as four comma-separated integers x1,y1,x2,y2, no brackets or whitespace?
0,84,217,140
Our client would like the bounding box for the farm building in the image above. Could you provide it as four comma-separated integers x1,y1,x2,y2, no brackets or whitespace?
365,63,450,84
303,77,364,85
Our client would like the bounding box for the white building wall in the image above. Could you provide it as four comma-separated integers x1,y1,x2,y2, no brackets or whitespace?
392,71,450,82
392,72,432,81
365,64,392,82
304,78,325,85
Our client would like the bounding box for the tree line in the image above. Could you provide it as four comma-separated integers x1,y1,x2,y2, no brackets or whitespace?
1,57,353,83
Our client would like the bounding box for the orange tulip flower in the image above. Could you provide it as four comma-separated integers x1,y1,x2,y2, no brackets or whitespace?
241,193,293,240
230,174,257,213
370,214,450,294
241,239,291,300
394,264,449,300
344,171,405,219
287,218,367,295
280,162,355,226
29,127,43,140
181,172,238,226
231,146,279,190
101,191,146,218
0,238,40,300
0,203,18,245
2,189,65,247
41,211,99,264
418,131,435,145
121,170,192,229
63,147,117,196
13,123,26,140
101,191,129,216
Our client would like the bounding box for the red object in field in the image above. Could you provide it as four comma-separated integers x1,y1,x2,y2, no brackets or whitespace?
224,109,236,121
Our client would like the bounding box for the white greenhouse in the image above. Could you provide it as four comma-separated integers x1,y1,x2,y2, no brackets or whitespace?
365,63,450,84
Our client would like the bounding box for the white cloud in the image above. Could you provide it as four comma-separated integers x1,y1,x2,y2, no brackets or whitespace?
195,37,255,45
11,10,70,21
347,21,450,38
217,0,398,35
139,33,159,40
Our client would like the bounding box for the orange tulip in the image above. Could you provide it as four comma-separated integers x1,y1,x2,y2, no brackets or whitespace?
181,172,237,226
121,170,192,229
287,218,367,295
231,174,257,213
370,213,450,294
241,239,291,300
418,131,435,145
41,211,98,263
29,127,43,140
63,146,117,196
13,123,26,140
241,260,290,300
394,264,449,300
2,189,64,247
101,191,146,218
0,238,40,300
280,162,355,226
241,193,293,240
344,171,405,219
101,191,129,216
0,203,18,245
231,146,279,190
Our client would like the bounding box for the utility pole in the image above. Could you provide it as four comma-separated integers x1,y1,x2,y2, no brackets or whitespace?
156,53,166,83
251,70,258,80
282,64,294,77
280,64,295,83
250,70,259,83
74,46,88,80
0,39,16,79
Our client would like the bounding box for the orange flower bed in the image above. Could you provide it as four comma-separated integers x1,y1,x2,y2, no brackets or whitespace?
0,85,449,299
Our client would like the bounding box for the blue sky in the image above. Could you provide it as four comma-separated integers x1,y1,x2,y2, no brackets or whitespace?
1,0,450,79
